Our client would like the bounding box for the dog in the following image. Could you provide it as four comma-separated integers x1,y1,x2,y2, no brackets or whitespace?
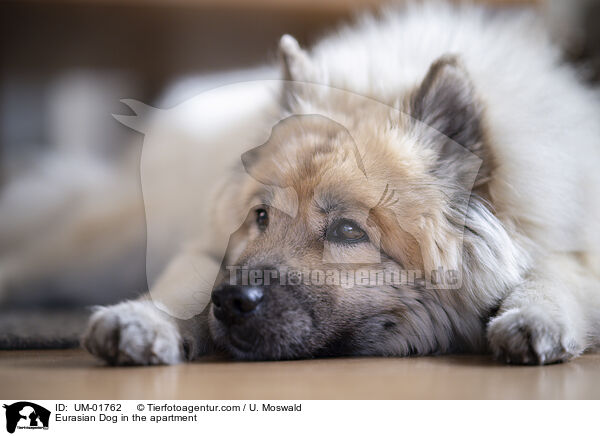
82,2,600,365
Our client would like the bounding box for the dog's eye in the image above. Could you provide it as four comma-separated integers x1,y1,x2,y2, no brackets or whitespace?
256,208,269,231
327,219,368,244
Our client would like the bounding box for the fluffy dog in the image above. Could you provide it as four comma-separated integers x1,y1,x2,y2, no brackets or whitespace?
83,2,600,365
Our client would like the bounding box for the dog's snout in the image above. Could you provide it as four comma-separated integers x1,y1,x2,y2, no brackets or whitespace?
212,285,264,322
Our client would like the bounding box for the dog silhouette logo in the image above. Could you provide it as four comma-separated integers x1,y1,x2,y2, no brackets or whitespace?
112,81,479,319
3,402,50,433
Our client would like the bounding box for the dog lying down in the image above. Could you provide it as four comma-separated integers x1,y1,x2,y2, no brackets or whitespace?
83,2,600,365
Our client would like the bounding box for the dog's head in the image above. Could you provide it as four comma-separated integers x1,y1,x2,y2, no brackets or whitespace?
208,36,524,359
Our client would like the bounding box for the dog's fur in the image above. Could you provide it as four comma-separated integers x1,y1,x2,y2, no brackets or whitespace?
80,2,599,365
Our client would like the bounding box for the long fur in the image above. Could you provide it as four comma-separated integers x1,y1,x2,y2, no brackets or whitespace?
4,2,600,365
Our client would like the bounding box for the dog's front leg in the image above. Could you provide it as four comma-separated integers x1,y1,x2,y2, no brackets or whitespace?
486,253,594,365
82,249,215,365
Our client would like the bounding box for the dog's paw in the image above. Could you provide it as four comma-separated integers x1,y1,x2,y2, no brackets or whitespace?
487,307,579,365
82,300,183,365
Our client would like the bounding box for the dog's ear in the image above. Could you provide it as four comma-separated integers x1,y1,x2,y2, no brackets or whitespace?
278,35,321,110
410,55,491,187
408,56,495,279
279,34,315,83
410,55,483,151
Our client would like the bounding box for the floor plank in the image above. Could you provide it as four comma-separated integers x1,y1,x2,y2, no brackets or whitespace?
1,349,599,399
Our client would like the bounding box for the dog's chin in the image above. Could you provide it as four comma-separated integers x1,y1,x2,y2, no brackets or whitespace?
209,323,286,360
208,307,316,360
226,325,259,354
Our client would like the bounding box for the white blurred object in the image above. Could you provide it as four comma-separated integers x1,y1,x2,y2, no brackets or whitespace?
48,71,139,161
0,66,278,307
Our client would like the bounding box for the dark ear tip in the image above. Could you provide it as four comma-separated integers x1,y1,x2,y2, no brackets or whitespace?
414,53,475,104
410,52,483,153
427,54,469,78
432,54,461,66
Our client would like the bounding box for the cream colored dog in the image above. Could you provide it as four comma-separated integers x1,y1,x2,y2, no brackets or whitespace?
10,2,600,365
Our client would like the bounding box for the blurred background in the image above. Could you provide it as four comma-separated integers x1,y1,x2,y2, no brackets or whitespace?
1,0,599,349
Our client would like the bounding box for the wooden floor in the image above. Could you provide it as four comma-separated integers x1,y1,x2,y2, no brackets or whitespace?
1,349,599,399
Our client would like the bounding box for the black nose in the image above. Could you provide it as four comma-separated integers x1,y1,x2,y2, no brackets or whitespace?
211,285,264,322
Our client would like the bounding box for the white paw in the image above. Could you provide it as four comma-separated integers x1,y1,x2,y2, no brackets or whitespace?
487,307,580,365
82,300,183,365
